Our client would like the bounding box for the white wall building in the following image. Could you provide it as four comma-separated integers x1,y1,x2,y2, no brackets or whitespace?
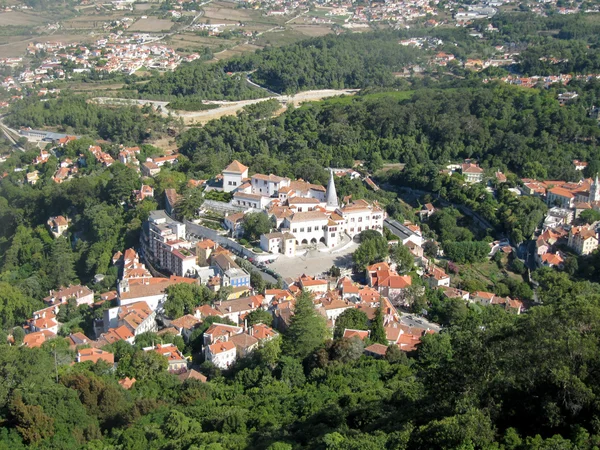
223,160,249,193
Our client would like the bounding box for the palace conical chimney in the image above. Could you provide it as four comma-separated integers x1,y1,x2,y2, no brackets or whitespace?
326,168,339,209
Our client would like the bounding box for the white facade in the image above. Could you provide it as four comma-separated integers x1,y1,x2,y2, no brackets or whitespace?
223,160,249,193
232,192,273,209
260,232,296,256
251,174,290,197
340,204,385,238
206,342,237,369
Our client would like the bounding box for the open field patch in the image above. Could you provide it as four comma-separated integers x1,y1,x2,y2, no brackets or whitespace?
211,43,262,61
289,24,333,37
127,17,174,32
0,11,45,26
201,2,269,23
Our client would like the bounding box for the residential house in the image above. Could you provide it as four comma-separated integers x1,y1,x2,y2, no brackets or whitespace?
230,333,259,358
98,325,135,345
194,304,224,321
26,170,39,185
260,231,296,256
547,187,575,209
102,301,157,337
364,343,388,358
223,160,249,193
77,348,114,365
568,225,599,255
47,215,69,237
206,340,236,369
170,314,201,340
118,377,136,389
196,239,217,266
23,330,54,348
44,285,94,306
248,323,278,342
214,295,264,325
141,161,160,177
461,162,484,183
65,332,92,349
146,343,187,372
298,275,328,294
134,185,154,202
343,329,370,340
223,212,245,238
540,252,565,268
165,188,180,216
423,266,450,289
419,203,436,221
366,262,412,304
178,369,207,383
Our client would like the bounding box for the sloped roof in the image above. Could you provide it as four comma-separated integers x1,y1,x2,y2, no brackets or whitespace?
223,160,248,174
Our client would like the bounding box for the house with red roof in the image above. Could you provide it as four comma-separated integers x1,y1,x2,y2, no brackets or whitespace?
206,340,236,369
343,329,370,340
223,160,249,193
77,348,114,365
145,343,187,372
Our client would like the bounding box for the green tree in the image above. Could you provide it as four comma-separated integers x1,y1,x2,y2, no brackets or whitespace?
246,309,273,327
423,241,439,259
390,244,414,274
9,392,55,445
333,308,369,339
48,237,76,288
579,209,600,225
242,212,271,241
370,305,388,345
353,231,389,270
174,188,204,221
0,283,42,329
164,283,213,319
283,290,329,359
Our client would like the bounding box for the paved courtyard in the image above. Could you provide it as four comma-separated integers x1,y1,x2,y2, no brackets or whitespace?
269,241,359,280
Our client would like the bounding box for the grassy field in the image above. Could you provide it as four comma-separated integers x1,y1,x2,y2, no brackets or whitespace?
452,258,524,291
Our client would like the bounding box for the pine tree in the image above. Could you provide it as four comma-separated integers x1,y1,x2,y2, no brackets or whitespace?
48,237,75,288
283,290,329,359
370,304,388,345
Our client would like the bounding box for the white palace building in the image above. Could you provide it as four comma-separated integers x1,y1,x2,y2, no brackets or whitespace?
220,160,385,256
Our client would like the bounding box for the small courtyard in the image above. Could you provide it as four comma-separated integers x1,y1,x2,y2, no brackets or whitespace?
269,240,359,280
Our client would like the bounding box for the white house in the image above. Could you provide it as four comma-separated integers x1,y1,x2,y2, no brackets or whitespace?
251,173,290,197
223,160,249,193
206,340,236,369
260,232,296,256
102,301,157,336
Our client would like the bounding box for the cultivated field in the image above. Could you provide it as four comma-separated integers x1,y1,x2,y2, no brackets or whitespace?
127,18,174,32
211,43,262,61
201,2,272,23
0,11,46,26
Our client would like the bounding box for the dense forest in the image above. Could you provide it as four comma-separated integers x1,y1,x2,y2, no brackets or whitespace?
5,96,176,144
226,33,421,94
175,82,600,180
136,64,266,101
126,32,421,98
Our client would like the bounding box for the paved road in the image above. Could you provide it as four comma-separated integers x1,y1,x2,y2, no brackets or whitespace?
400,314,442,333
